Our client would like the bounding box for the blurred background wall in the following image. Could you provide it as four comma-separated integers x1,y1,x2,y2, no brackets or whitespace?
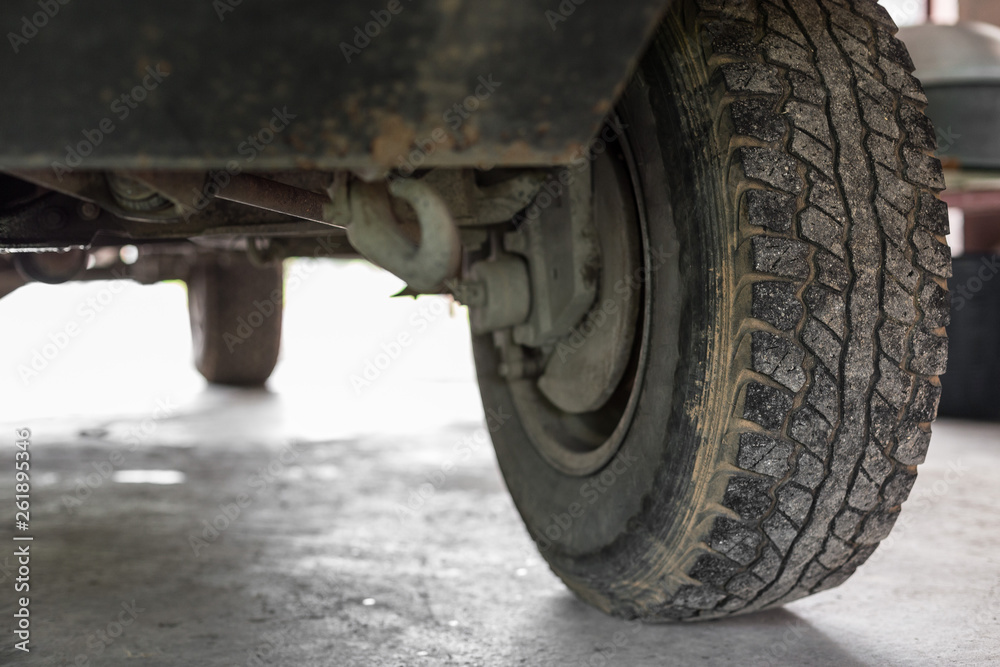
959,0,1000,26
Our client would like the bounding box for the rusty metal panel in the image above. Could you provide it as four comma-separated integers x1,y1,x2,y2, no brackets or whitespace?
0,0,670,171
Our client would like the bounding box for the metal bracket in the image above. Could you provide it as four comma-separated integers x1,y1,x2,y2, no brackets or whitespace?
504,164,599,348
327,176,462,293
418,169,548,226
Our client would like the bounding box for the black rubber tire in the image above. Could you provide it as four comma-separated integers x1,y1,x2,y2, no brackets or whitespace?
474,0,950,619
187,252,283,386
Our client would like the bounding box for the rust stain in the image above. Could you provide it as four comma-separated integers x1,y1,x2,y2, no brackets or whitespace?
371,114,417,167
321,132,350,157
434,130,457,155
460,121,481,148
500,140,537,164
554,141,585,163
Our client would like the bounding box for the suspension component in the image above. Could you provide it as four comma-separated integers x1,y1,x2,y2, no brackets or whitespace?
324,176,462,293
457,253,532,335
13,248,88,284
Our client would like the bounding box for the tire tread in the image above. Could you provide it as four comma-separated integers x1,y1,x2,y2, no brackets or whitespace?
645,0,948,618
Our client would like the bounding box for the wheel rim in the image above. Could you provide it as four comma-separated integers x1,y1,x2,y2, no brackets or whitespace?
502,119,666,476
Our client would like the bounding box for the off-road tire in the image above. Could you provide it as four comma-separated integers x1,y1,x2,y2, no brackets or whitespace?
473,0,949,619
187,253,283,386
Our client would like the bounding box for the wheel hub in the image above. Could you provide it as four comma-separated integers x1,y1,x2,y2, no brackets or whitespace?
479,131,652,476
536,148,642,414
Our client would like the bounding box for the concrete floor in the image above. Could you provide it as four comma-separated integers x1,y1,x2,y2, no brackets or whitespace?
1,261,998,666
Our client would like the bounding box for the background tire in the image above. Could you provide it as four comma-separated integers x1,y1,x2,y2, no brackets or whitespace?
938,254,1000,420
474,0,950,619
187,252,283,386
